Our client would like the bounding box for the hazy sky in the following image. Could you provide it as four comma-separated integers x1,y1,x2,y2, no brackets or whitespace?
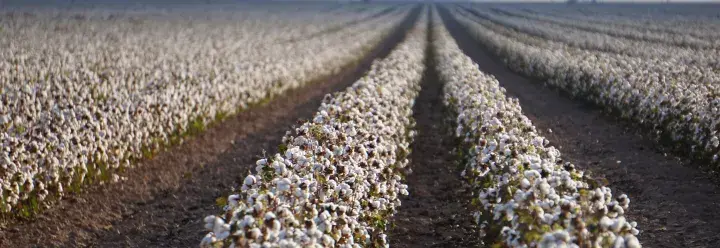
4,0,720,3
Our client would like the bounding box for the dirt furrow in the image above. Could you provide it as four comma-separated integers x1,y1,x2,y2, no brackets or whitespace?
439,5,720,248
389,14,480,248
0,7,420,248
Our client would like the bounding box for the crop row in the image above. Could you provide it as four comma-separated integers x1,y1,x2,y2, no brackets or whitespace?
447,6,720,173
522,4,720,40
200,8,427,248
456,6,720,68
432,8,640,247
0,5,410,216
484,6,720,50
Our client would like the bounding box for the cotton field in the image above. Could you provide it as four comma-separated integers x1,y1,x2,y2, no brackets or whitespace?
2,1,720,248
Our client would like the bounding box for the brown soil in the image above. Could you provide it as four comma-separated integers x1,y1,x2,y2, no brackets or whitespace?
439,5,720,248
389,15,481,248
0,7,420,248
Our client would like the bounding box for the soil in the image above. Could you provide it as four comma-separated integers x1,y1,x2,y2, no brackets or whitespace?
0,7,420,248
439,5,720,248
389,15,481,248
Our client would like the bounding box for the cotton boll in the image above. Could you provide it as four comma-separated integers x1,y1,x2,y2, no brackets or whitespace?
199,233,217,247
625,235,641,248
228,194,241,209
203,215,217,231
244,175,257,186
277,178,292,192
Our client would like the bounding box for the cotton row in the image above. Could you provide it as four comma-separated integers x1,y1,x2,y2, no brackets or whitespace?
457,6,720,69
0,4,409,215
449,7,720,174
200,9,427,248
484,6,720,50
527,4,720,41
432,9,640,247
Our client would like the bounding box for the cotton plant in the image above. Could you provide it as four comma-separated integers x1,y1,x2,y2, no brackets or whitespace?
431,8,640,247
0,4,411,215
450,6,720,172
200,9,428,248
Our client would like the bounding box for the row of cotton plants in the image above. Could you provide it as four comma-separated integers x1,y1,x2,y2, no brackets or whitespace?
529,4,720,40
200,10,427,247
0,3,396,49
484,6,720,50
431,9,640,247
447,7,720,172
0,5,414,216
457,6,720,69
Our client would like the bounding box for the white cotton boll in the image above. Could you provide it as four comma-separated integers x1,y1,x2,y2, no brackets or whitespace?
255,159,267,166
612,216,627,233
539,233,557,247
277,178,292,192
213,217,228,231
228,194,241,208
203,215,217,230
625,235,641,248
552,230,570,242
600,216,613,230
513,190,532,202
612,236,626,248
244,175,256,186
313,115,324,124
0,115,9,125
240,215,255,228
294,188,308,199
268,219,281,231
501,175,510,185
202,216,230,241
321,234,335,247
248,228,262,240
200,233,217,247
253,202,264,213
532,137,544,147
539,181,551,195
563,178,577,189
273,161,287,175
265,212,276,221
543,213,555,224
216,228,230,240
524,170,541,180
370,200,380,209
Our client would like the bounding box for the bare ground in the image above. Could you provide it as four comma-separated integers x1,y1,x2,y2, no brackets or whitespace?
389,16,481,248
439,5,720,248
0,7,420,248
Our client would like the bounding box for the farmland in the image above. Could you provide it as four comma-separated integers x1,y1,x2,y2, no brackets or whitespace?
1,1,720,247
